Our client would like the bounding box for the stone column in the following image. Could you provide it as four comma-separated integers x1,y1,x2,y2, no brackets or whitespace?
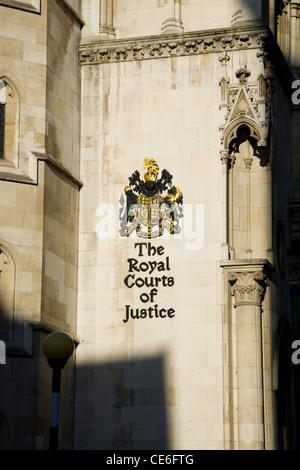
99,0,116,38
243,151,253,259
291,2,300,67
228,266,269,449
277,0,290,57
221,150,230,259
161,0,184,34
228,152,236,260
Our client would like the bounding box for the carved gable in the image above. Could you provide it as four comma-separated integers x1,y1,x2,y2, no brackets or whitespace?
219,65,273,149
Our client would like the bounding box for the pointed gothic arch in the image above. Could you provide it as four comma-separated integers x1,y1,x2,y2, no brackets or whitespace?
0,76,20,167
224,117,264,151
0,244,16,341
0,243,32,355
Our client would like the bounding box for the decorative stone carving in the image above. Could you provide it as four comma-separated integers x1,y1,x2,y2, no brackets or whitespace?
80,28,271,66
219,63,273,150
0,250,9,268
220,149,230,165
235,66,251,85
219,51,230,66
231,9,243,25
228,271,269,306
220,36,235,49
238,34,251,47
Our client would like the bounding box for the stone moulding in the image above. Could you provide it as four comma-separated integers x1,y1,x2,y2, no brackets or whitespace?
33,152,83,189
80,25,269,66
79,24,295,96
0,0,40,14
0,152,83,189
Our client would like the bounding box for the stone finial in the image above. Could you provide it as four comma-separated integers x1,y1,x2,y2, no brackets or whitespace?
235,65,251,85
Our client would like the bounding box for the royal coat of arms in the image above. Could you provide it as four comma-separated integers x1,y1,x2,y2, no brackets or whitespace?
119,158,183,239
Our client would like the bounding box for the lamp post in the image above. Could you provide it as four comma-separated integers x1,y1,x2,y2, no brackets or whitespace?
43,331,74,450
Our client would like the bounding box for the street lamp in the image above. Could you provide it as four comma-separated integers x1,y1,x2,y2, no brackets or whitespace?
43,331,75,450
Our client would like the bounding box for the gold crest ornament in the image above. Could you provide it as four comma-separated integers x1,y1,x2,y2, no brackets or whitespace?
119,158,183,239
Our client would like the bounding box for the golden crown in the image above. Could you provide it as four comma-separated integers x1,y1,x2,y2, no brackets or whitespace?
144,158,159,182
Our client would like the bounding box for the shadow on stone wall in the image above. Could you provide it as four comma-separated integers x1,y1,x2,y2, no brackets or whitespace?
73,354,168,450
0,295,41,450
0,296,75,450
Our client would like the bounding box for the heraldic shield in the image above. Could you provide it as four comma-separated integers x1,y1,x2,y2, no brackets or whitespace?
119,158,183,239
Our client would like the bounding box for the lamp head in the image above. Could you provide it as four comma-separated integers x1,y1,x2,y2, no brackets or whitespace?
43,331,74,369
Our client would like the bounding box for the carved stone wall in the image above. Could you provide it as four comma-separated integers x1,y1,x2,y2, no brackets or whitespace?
80,27,269,66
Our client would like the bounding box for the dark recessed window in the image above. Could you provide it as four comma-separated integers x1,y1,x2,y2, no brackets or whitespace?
0,103,5,159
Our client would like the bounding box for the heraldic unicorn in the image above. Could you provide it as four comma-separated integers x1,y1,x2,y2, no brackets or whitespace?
119,158,183,239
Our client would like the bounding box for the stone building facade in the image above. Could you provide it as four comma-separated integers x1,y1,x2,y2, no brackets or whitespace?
0,0,300,450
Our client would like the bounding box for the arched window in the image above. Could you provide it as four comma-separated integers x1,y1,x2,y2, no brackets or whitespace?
0,81,5,159
0,245,16,341
0,244,32,355
229,124,257,160
0,78,20,166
